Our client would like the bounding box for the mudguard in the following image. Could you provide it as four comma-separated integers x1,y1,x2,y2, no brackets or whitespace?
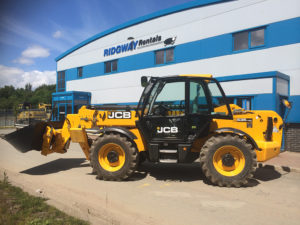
214,127,261,151
99,127,137,141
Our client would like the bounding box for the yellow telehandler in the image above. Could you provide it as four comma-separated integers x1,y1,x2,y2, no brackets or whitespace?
15,103,51,129
4,74,290,187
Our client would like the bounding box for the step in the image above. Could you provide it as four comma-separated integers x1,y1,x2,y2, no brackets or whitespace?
159,159,178,163
159,149,177,153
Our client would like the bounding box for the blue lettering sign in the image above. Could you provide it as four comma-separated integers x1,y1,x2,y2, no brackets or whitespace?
116,45,121,54
128,42,133,51
104,39,150,56
133,41,138,50
121,43,128,52
111,47,116,55
104,49,109,57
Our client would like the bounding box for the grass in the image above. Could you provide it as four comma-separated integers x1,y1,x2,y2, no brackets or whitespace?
0,171,90,225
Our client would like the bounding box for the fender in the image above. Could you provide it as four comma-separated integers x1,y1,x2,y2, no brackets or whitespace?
99,127,137,141
214,127,261,151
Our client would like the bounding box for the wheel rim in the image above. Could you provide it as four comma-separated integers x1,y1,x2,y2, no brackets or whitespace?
98,143,125,172
213,145,245,177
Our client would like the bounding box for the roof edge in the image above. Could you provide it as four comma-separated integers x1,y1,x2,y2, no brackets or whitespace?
55,0,231,62
216,71,290,82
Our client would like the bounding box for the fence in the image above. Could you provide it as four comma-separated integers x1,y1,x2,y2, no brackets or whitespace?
0,109,16,127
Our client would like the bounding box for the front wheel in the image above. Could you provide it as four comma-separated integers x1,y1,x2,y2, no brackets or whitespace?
200,134,257,187
90,133,138,181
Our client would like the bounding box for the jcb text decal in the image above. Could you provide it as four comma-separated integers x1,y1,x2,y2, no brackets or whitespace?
108,112,131,119
157,127,178,134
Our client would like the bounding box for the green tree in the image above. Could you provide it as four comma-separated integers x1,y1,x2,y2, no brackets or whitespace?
0,84,55,109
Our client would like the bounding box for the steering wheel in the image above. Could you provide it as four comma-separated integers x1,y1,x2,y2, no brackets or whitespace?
154,103,170,116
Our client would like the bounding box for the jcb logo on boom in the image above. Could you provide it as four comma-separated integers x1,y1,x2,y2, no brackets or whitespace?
157,127,178,134
108,112,131,119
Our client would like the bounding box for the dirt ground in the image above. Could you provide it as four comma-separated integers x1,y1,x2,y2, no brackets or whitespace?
1,128,300,225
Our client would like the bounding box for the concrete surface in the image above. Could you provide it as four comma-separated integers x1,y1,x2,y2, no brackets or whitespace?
0,128,300,225
260,151,300,173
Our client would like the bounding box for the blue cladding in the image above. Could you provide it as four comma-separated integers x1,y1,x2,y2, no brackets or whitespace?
268,17,300,48
253,94,276,111
176,34,232,62
65,68,77,81
62,17,300,82
52,91,91,121
84,63,104,78
119,51,154,72
52,91,91,101
217,72,292,120
287,95,300,123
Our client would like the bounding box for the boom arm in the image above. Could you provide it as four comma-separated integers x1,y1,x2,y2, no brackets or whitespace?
38,106,141,159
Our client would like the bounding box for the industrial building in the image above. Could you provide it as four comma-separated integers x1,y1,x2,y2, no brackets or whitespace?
53,0,300,151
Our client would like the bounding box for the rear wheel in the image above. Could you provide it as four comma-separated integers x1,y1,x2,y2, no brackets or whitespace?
200,134,257,187
90,133,138,181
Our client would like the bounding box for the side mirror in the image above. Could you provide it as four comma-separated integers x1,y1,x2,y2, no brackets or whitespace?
141,76,149,87
282,99,292,109
280,99,293,130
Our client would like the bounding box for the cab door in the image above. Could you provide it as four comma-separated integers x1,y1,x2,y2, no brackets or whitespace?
186,80,213,140
138,79,187,142
137,77,232,144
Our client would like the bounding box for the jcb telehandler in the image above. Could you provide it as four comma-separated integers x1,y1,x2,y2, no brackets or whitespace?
4,74,289,187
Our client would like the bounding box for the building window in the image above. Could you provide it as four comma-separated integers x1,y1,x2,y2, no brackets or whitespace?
236,97,252,110
155,48,174,65
77,67,83,78
233,27,265,51
166,48,174,62
155,50,164,64
233,31,248,51
251,29,265,47
57,71,65,92
105,60,118,73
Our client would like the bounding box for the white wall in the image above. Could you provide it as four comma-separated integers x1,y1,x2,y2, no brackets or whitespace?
67,43,300,103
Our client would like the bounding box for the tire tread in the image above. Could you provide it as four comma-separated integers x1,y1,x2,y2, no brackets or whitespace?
200,134,257,187
90,133,138,181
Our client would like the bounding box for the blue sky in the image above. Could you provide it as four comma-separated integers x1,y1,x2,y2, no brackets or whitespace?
0,0,192,89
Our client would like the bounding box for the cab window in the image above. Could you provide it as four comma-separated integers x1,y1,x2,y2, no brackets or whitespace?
208,81,229,116
189,80,229,116
189,81,209,114
147,81,185,116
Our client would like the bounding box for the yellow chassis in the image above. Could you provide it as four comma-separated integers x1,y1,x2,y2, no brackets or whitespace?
40,105,283,163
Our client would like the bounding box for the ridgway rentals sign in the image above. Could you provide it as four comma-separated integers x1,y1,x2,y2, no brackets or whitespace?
103,35,176,57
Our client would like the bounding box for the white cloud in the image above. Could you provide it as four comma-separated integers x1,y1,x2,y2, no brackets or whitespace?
14,45,50,65
22,45,50,58
0,65,56,89
13,57,34,65
53,30,62,39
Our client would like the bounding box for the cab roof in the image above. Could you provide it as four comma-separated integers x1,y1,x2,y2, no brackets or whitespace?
179,74,213,78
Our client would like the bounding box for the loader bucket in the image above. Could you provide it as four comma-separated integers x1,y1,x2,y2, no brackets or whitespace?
3,122,48,153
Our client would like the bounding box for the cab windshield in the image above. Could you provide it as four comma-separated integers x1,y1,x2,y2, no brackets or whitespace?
139,77,231,118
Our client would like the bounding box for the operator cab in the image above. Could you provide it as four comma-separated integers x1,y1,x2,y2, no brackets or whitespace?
136,74,232,163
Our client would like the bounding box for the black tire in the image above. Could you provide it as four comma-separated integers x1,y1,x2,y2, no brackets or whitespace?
90,133,138,181
200,134,257,187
